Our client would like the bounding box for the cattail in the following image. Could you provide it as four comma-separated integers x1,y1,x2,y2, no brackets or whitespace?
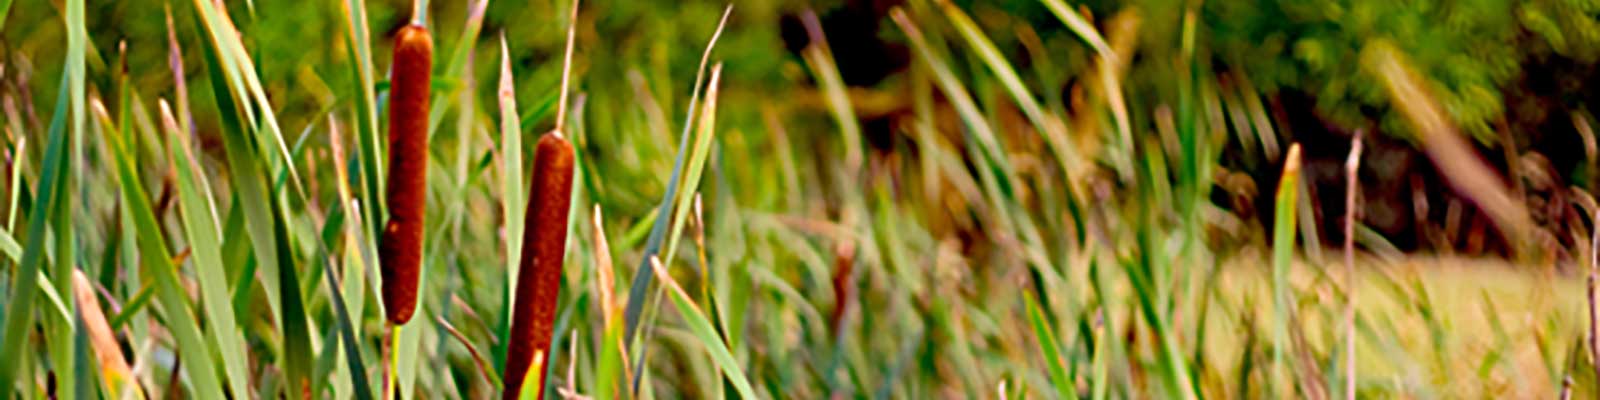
504,0,580,397
502,132,576,399
380,23,433,326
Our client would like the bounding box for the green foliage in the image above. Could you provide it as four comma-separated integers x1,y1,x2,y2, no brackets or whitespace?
1207,0,1600,141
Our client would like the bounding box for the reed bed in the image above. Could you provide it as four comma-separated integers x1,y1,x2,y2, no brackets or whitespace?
0,0,1593,399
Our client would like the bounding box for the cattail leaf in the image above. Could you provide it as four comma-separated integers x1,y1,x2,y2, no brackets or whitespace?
426,0,490,139
0,62,73,394
161,100,252,399
341,0,387,237
622,5,733,343
102,92,226,399
192,11,314,395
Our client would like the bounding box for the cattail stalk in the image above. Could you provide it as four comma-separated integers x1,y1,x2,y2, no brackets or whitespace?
504,0,580,397
502,133,575,399
380,23,433,325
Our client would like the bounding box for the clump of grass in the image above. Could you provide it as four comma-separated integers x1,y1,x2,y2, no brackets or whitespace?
380,21,434,326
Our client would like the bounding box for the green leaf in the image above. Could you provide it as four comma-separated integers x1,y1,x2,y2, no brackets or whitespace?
161,100,252,399
1025,293,1078,400
1271,145,1303,397
104,92,227,400
650,257,757,400
0,69,72,393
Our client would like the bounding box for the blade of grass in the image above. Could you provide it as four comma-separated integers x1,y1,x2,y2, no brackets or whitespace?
425,0,489,139
100,97,226,399
0,69,72,393
593,205,627,400
191,0,285,331
798,10,863,172
493,35,524,379
191,0,306,201
659,64,723,287
622,5,732,342
191,17,314,396
649,256,757,399
321,226,376,400
939,1,1079,176
1343,135,1362,400
1025,293,1079,400
51,0,90,396
159,99,251,400
1037,0,1132,178
72,269,145,400
330,112,379,400
1272,144,1303,397
341,0,386,235
499,34,525,306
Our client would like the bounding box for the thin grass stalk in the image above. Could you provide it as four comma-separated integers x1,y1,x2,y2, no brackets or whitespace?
1343,135,1362,400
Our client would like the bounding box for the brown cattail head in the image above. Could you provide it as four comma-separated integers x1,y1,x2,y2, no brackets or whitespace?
380,23,433,326
503,132,576,400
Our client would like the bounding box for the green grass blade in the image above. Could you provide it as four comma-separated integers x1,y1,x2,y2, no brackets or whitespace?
650,257,757,400
192,0,285,331
192,15,314,395
191,0,306,201
498,36,526,305
341,0,386,234
1271,144,1303,397
622,6,732,342
940,1,1078,172
1025,293,1078,400
659,64,722,277
798,11,863,171
319,210,376,400
0,72,72,392
102,97,227,399
51,0,89,396
160,100,251,399
427,0,490,139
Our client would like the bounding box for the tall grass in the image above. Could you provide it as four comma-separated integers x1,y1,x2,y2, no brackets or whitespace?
0,0,1589,399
